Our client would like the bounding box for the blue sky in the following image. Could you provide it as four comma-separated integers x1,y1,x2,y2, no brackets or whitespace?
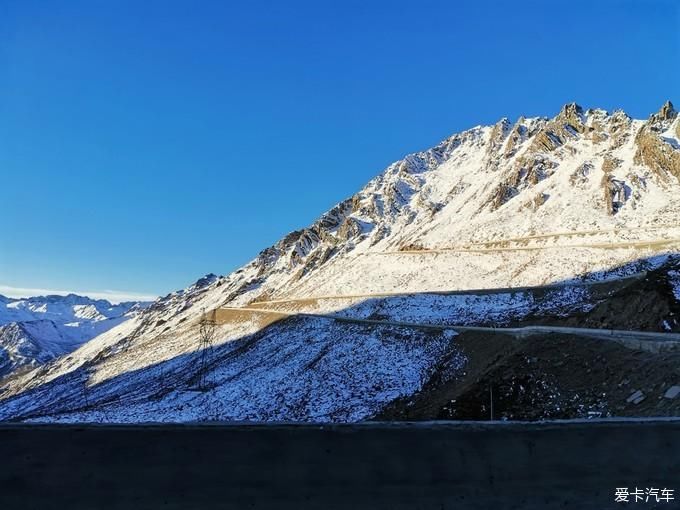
1,0,678,302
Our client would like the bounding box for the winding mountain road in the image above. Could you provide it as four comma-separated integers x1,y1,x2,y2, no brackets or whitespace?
248,271,647,307
377,238,680,255
215,306,680,352
379,222,680,253
462,222,680,246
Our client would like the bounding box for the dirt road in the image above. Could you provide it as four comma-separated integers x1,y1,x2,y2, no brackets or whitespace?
249,271,647,307
216,306,680,352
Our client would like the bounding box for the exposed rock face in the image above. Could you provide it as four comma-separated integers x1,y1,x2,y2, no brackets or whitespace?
607,110,633,149
488,183,518,211
653,100,677,123
525,103,586,154
602,176,628,215
290,245,335,282
598,153,629,215
570,162,593,186
602,155,622,174
484,118,512,169
503,118,534,158
0,323,54,377
526,192,548,211
337,217,364,242
556,102,587,134
634,102,680,182
517,155,555,184
529,128,564,153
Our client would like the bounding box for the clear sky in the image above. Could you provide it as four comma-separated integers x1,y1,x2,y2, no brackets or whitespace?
1,0,678,302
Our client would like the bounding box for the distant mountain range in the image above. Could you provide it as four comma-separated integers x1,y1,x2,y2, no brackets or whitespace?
1,101,679,423
0,294,148,379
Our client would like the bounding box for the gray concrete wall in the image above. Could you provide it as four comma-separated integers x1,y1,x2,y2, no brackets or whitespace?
0,420,679,509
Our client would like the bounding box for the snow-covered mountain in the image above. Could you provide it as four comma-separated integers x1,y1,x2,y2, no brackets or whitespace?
0,293,144,325
1,101,679,423
0,294,147,378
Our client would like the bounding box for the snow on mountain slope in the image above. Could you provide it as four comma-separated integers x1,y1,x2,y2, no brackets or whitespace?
1,101,679,423
0,319,463,423
0,294,148,378
0,294,142,325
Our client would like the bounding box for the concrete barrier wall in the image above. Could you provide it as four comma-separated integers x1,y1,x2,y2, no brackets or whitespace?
1,420,679,509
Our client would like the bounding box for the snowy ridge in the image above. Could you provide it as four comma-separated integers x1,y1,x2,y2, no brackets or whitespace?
0,294,148,378
1,101,679,423
0,293,143,325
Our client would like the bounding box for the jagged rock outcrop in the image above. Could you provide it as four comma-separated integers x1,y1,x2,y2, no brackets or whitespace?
487,183,518,210
526,103,586,154
484,118,511,169
557,102,587,134
529,128,564,153
652,100,677,123
503,117,534,158
521,192,549,212
634,101,680,182
602,155,622,174
570,162,593,186
602,175,628,215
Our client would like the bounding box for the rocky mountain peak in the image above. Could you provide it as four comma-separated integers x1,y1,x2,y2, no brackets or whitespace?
559,102,584,117
555,102,587,133
657,100,676,121
633,100,680,181
193,273,219,290
647,100,677,128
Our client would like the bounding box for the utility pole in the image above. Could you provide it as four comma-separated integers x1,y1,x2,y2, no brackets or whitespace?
196,308,217,391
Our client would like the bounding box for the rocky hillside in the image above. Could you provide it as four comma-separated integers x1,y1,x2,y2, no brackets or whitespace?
0,101,679,423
